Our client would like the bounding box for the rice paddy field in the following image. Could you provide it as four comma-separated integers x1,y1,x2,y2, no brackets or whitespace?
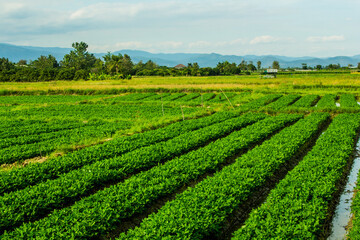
2,74,360,239
2,73,360,95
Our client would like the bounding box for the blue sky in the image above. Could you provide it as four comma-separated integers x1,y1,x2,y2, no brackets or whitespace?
1,0,359,57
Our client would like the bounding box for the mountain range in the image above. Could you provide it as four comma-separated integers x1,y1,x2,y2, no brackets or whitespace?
1,43,359,68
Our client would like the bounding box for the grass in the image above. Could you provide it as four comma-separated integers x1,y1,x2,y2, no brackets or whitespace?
1,73,360,95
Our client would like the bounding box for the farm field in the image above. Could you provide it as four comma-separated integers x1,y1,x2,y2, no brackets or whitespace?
2,81,360,239
2,73,360,95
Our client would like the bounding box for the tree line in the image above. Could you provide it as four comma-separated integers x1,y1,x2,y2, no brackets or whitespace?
0,42,359,82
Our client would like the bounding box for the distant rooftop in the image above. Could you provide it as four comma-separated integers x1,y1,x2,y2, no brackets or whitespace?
174,64,186,69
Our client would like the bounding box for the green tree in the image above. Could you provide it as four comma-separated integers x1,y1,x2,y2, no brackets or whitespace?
91,59,104,74
103,52,122,75
247,62,257,72
238,60,247,71
120,54,134,76
103,52,134,76
144,60,157,70
302,63,308,70
61,42,97,71
316,65,322,70
257,61,261,70
31,55,59,69
189,62,200,76
272,60,280,69
17,59,27,66
0,58,14,71
326,63,340,70
358,62,360,69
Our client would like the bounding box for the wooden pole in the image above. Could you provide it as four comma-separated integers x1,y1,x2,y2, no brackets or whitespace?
201,89,204,107
161,95,164,117
220,88,235,110
180,105,185,121
38,143,42,157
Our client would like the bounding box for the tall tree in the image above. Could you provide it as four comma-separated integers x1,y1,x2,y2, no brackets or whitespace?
103,52,122,75
144,60,157,70
31,55,58,69
326,63,340,70
257,61,261,70
121,54,134,76
17,59,27,66
0,58,14,71
247,62,257,72
238,60,247,71
61,42,97,71
103,52,134,76
272,60,280,69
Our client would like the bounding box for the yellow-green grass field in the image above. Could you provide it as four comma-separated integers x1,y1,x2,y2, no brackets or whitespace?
1,73,360,95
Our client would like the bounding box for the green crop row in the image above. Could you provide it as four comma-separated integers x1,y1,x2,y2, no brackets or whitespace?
0,119,93,139
316,94,337,108
0,120,41,130
174,93,200,101
0,103,200,121
187,93,217,104
0,114,301,239
0,120,47,137
199,92,216,101
120,113,329,240
348,170,360,238
340,94,360,108
0,95,109,105
0,111,240,195
291,94,320,107
263,94,301,110
0,121,128,165
105,93,156,102
208,92,237,103
0,113,266,233
239,94,282,110
141,93,171,101
234,113,360,239
0,121,108,149
161,92,187,101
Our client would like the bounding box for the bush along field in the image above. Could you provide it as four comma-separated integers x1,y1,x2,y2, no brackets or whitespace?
2,92,360,239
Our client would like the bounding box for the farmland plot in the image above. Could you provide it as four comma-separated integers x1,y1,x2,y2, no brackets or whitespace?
2,93,360,239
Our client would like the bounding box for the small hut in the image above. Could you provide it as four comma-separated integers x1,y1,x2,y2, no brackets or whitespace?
174,64,186,69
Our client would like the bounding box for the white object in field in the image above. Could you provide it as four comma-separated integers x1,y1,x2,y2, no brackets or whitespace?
266,69,278,73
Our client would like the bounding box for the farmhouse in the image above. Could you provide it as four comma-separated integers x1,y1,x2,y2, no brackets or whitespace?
174,64,186,69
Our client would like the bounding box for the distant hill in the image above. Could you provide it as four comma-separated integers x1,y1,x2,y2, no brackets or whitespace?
0,43,72,63
1,43,359,68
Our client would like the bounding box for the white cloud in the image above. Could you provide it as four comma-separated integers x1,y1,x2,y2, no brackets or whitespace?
0,0,255,33
2,3,25,13
228,38,247,45
159,41,184,49
306,35,345,42
0,0,358,57
187,39,247,49
250,36,277,44
89,41,184,52
89,39,248,53
69,3,145,20
114,41,152,50
213,39,247,47
249,36,295,45
188,41,212,48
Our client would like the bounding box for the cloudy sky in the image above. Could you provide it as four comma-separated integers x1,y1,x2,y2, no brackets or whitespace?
1,0,359,57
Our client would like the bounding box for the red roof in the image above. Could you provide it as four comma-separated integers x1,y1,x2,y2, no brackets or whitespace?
174,64,186,69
